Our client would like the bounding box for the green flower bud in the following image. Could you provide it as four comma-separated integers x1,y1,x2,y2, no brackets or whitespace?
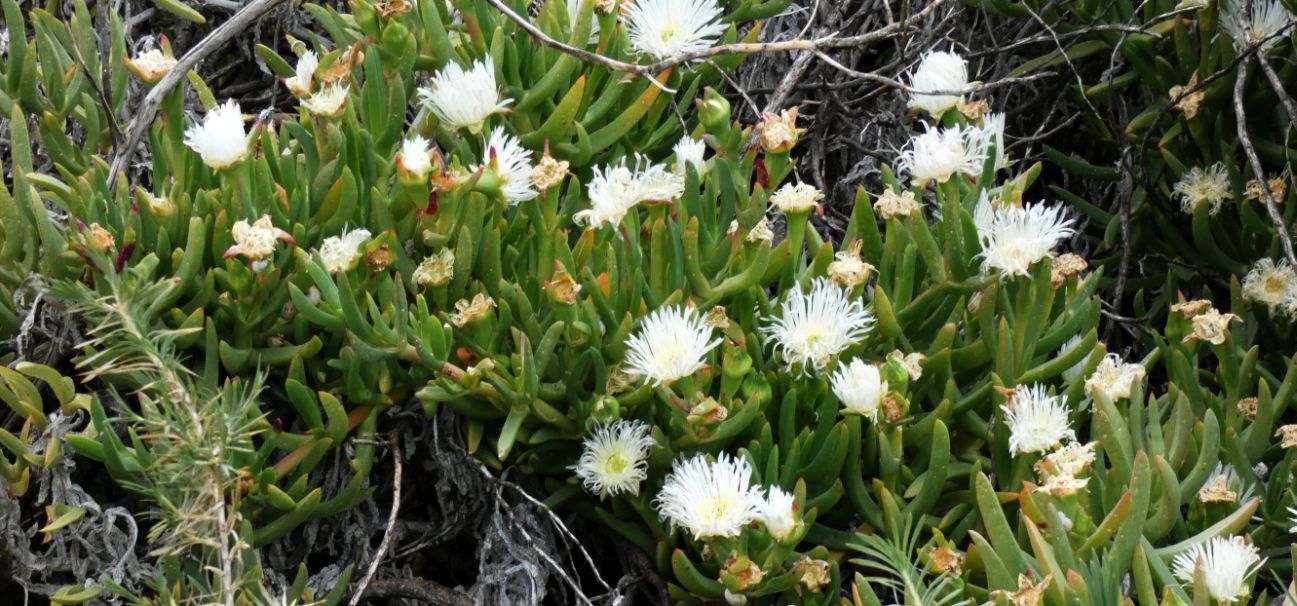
697,88,732,133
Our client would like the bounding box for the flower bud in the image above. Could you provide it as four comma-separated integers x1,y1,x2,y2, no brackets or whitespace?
755,107,805,153
697,88,732,133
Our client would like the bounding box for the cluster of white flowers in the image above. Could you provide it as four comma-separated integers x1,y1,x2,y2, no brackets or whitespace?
418,59,512,133
1242,258,1297,316
761,278,875,374
654,453,797,541
974,196,1076,278
575,155,685,228
623,305,721,386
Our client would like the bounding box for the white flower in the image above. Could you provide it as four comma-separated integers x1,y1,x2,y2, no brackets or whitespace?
1222,0,1294,53
977,201,1075,278
1288,506,1297,533
1035,441,1097,496
1001,384,1074,456
977,112,1009,171
1171,536,1264,603
125,48,177,82
574,420,656,498
412,248,454,287
1058,334,1088,383
655,452,762,540
577,161,642,228
224,215,292,261
623,305,721,386
184,100,249,170
674,136,708,178
1173,163,1231,215
301,83,349,117
1085,353,1145,401
399,136,433,179
318,227,371,274
284,50,318,96
575,156,682,228
897,124,990,185
1242,258,1297,314
769,182,824,214
830,359,887,421
762,278,875,373
474,127,538,204
907,51,969,116
418,60,511,133
756,486,797,542
623,0,727,60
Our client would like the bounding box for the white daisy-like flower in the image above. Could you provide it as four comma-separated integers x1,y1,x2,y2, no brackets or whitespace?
184,100,249,170
1001,384,1074,456
655,452,763,540
762,278,875,373
756,486,797,542
125,48,177,83
977,112,1009,171
977,201,1075,278
1242,258,1297,314
1173,163,1232,215
318,227,371,274
418,60,511,133
1085,353,1145,401
398,136,433,179
575,156,681,228
769,182,824,214
1058,334,1089,384
897,124,990,185
224,215,293,261
576,161,642,228
1171,536,1264,603
1222,0,1294,53
674,135,708,178
474,127,538,204
907,50,969,116
623,305,721,386
623,0,727,60
830,359,887,421
635,157,686,202
574,420,657,498
301,83,349,117
1198,463,1255,504
284,50,318,96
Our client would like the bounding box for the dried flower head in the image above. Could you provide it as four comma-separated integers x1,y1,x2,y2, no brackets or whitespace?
769,182,824,214
998,574,1051,606
530,149,571,190
225,215,293,261
1275,424,1297,448
828,241,876,288
1243,176,1286,203
1171,299,1213,317
762,278,875,373
451,293,497,327
574,420,656,498
1198,464,1253,504
412,248,455,287
755,107,805,153
126,48,177,83
1050,253,1088,287
1169,74,1205,119
86,223,115,252
888,350,926,381
873,188,922,220
746,218,774,245
793,557,832,592
623,305,721,386
1173,163,1231,215
1182,308,1241,345
418,60,511,133
1237,397,1259,420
